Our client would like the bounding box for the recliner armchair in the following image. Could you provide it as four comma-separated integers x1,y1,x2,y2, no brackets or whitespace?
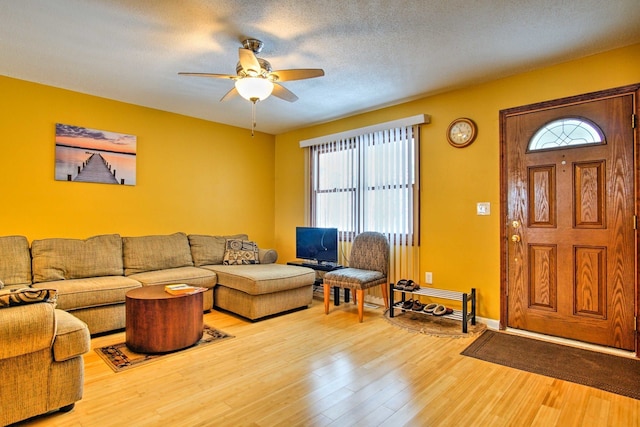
0,296,90,426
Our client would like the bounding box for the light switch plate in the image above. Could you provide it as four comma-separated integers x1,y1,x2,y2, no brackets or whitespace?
477,202,490,215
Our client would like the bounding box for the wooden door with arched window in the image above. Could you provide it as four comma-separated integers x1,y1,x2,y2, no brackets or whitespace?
500,85,639,351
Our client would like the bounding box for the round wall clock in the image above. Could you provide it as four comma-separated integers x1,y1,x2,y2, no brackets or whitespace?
447,118,477,148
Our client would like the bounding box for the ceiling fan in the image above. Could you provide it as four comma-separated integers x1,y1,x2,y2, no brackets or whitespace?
179,38,325,104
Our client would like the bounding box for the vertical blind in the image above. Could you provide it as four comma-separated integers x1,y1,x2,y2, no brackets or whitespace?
301,115,428,284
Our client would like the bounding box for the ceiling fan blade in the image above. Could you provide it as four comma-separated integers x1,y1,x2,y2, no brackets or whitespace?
272,83,299,102
178,72,237,79
220,87,239,102
238,48,261,76
270,69,325,82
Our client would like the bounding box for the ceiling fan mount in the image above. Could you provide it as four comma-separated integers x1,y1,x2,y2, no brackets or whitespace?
241,38,264,54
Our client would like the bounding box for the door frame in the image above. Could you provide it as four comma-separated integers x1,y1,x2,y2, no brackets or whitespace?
499,84,640,353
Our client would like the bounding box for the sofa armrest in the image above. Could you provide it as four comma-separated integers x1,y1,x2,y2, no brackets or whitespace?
52,309,91,362
259,248,278,264
0,303,55,360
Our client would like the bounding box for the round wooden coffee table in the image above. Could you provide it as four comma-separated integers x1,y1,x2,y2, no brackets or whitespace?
125,285,204,353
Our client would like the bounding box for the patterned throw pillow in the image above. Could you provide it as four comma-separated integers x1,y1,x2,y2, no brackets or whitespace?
0,288,58,308
222,239,260,265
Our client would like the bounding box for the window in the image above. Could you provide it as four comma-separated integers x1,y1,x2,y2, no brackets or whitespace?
300,115,427,282
310,125,420,244
528,117,605,151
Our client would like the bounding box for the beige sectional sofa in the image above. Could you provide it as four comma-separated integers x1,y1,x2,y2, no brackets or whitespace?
1,232,315,334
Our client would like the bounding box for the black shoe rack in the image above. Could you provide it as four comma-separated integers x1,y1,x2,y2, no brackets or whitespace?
389,284,476,333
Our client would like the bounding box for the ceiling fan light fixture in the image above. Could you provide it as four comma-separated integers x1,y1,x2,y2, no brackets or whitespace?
235,77,274,102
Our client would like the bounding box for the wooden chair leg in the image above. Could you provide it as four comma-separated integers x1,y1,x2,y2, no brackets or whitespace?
323,284,331,314
356,289,365,322
381,282,389,309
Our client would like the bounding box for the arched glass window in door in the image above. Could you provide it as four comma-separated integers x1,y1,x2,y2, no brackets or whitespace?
528,117,605,151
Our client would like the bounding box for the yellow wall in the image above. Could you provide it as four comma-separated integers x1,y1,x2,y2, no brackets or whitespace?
0,76,276,245
274,43,640,321
3,43,639,321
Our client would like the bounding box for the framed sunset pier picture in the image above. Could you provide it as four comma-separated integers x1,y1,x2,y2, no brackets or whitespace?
55,123,137,185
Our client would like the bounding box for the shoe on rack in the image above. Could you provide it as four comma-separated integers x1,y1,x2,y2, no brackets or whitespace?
423,303,438,313
395,279,408,290
432,304,447,316
406,281,420,292
402,299,414,309
411,300,424,311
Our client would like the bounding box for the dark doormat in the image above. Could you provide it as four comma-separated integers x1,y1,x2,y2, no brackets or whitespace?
461,330,640,400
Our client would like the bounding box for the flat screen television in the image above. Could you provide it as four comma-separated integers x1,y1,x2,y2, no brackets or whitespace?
296,227,338,264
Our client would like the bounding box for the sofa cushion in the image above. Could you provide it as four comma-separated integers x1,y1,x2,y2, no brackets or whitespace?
223,239,260,265
202,264,316,295
31,276,141,311
127,266,217,289
188,234,248,267
31,234,124,283
0,235,32,286
0,288,58,308
52,309,90,362
123,232,194,275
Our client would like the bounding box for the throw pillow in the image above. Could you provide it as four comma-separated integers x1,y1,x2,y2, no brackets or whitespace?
0,288,58,308
222,239,260,265
188,234,249,266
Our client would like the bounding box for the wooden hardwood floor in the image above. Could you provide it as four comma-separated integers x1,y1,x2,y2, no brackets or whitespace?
18,298,640,427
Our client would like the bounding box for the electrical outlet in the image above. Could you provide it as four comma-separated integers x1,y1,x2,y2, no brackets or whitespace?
425,272,433,284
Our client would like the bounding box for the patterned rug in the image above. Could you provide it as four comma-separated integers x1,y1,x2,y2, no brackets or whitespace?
462,330,640,400
95,324,234,372
383,309,486,338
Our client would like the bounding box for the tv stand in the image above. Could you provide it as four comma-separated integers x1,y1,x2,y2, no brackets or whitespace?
288,261,348,305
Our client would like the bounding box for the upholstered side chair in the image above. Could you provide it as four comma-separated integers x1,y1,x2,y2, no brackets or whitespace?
323,231,389,322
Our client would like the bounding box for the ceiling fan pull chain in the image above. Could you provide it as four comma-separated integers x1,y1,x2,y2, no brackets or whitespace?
251,99,257,137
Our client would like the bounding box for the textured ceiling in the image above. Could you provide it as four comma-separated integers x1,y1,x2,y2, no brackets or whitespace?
1,0,639,134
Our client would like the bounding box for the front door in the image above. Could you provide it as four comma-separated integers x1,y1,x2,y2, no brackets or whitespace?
501,86,638,351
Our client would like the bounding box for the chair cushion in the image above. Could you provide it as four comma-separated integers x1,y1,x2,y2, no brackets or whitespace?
31,234,123,282
188,234,248,266
323,267,386,290
0,235,32,286
123,233,193,275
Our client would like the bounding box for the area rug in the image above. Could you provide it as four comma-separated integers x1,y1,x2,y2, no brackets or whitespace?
95,325,233,372
461,330,640,400
383,309,486,338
